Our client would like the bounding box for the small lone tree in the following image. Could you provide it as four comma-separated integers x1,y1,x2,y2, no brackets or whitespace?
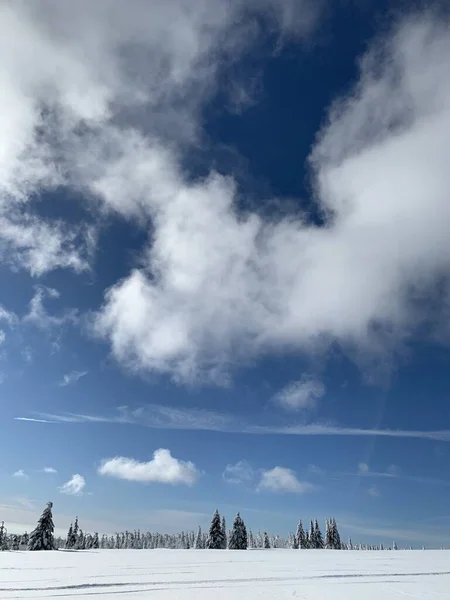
206,510,225,549
229,513,248,550
28,501,55,551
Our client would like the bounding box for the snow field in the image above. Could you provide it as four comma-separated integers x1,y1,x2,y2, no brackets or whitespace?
0,548,449,599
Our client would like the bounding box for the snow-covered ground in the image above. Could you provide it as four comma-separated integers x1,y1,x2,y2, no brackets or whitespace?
0,548,449,598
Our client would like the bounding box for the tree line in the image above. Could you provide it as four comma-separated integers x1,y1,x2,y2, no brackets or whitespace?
0,502,402,551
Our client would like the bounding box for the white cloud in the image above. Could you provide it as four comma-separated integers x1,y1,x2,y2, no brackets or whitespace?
358,462,369,474
92,13,450,384
367,486,380,497
60,474,86,496
3,3,449,386
257,466,313,494
58,370,88,387
223,460,254,484
0,305,17,325
12,469,28,479
273,377,325,411
42,467,57,474
23,287,77,329
16,405,450,443
0,0,318,278
98,449,199,486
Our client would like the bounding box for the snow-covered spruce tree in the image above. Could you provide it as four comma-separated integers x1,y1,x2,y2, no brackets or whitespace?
314,519,324,549
331,518,341,550
194,526,204,549
0,521,8,550
28,501,55,551
308,520,315,548
264,531,270,549
325,519,332,549
229,513,247,550
296,520,306,549
221,516,227,549
65,523,77,549
206,510,225,549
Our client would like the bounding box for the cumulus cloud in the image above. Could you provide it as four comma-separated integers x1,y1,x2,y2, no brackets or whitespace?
223,460,254,484
12,469,28,479
93,12,450,384
58,370,88,387
0,0,318,276
98,449,199,485
273,377,325,411
257,466,313,494
358,462,369,474
1,3,450,385
60,474,86,496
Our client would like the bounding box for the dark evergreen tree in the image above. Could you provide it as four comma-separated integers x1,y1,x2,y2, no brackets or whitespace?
314,519,324,549
221,516,227,549
325,519,332,549
0,521,8,550
92,532,99,549
206,510,225,549
296,520,306,549
229,513,247,550
331,518,341,549
28,501,55,551
264,531,270,549
65,523,76,549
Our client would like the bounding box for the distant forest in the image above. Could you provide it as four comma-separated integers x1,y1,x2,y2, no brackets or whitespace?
1,502,404,551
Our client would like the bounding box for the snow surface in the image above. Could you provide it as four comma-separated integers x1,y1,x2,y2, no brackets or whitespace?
0,548,449,598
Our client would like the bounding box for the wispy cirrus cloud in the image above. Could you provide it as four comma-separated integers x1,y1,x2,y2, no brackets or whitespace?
14,403,450,443
23,287,78,329
223,460,254,484
354,463,450,488
98,449,199,486
58,370,88,387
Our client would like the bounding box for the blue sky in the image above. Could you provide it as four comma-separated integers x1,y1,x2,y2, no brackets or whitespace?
1,0,450,548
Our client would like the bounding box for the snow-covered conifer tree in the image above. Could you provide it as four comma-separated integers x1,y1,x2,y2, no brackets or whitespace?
314,519,324,549
206,510,225,549
221,516,227,549
264,531,270,549
229,513,247,550
331,518,341,549
309,520,316,548
296,520,306,549
0,521,8,550
28,502,55,551
194,526,204,549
